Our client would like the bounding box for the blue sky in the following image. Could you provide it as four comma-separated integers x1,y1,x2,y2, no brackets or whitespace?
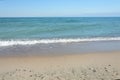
0,0,120,17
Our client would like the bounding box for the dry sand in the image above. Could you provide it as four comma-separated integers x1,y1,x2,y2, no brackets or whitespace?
0,52,120,80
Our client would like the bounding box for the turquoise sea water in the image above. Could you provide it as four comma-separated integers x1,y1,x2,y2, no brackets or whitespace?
0,17,120,46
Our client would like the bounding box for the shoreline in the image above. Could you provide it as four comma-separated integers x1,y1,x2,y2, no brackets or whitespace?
0,40,120,57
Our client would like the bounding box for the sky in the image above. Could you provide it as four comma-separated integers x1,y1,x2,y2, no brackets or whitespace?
0,0,120,17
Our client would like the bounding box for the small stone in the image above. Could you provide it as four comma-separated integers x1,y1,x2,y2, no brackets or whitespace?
108,64,111,66
116,73,119,75
30,75,32,77
93,69,96,72
101,78,104,80
23,69,26,71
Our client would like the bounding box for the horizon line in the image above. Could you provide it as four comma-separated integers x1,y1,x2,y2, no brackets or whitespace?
0,16,120,18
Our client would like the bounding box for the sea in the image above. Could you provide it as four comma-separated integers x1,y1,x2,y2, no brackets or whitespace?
0,17,120,56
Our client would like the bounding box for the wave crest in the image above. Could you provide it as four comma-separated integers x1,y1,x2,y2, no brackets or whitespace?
0,37,120,47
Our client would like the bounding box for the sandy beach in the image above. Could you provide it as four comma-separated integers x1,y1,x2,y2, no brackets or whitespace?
0,0,120,79
0,52,120,80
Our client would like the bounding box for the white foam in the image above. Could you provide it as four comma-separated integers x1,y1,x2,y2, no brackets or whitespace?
0,37,120,47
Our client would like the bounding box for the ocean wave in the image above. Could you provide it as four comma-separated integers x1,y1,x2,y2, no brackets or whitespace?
0,37,120,47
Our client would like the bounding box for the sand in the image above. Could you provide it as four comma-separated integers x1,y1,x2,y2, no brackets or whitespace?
0,52,120,80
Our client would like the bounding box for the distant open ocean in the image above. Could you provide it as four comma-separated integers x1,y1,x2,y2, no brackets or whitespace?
0,17,120,47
